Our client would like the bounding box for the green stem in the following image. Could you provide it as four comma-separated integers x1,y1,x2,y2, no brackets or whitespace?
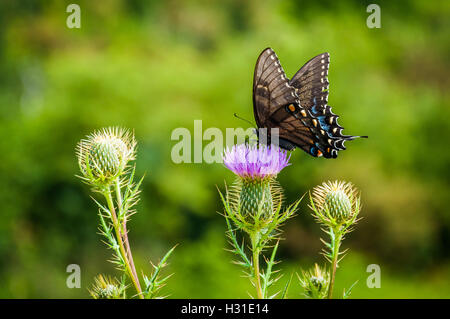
251,233,263,299
115,180,141,293
327,227,342,299
104,188,144,299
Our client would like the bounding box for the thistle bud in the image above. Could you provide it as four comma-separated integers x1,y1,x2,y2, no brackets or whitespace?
76,127,136,188
324,188,352,223
298,264,330,299
310,180,360,227
89,275,125,299
240,179,273,219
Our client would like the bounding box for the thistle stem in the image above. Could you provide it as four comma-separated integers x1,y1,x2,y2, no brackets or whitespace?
104,189,144,299
327,227,342,299
250,233,263,299
115,180,141,293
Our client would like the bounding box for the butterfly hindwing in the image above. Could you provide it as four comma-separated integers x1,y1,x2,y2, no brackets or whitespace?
290,52,330,111
289,52,362,153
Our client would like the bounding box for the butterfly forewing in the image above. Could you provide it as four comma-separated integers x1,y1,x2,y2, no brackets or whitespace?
253,48,300,126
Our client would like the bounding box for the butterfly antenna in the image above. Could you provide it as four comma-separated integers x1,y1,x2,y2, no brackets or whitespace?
234,113,256,129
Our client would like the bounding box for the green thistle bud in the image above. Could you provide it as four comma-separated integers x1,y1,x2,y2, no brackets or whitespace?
240,178,273,219
325,189,352,224
89,139,123,176
298,263,330,299
89,274,125,299
310,180,360,227
76,127,136,188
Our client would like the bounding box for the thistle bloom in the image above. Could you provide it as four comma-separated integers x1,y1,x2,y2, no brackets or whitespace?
310,180,360,227
223,144,290,180
76,127,136,188
222,144,291,229
220,144,298,299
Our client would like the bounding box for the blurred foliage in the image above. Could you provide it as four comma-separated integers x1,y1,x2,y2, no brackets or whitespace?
0,0,449,298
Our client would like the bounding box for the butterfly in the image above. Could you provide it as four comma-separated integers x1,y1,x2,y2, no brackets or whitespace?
253,47,367,158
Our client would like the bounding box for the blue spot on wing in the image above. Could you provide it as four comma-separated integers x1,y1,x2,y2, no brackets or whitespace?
317,116,330,131
310,97,331,132
311,98,319,115
310,97,334,138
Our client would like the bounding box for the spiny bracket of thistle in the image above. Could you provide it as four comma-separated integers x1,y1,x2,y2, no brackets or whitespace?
310,180,361,231
76,127,136,191
89,274,127,299
297,264,330,299
219,178,300,250
219,144,302,299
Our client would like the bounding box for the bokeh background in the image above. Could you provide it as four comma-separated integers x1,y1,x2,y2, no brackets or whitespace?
0,0,449,298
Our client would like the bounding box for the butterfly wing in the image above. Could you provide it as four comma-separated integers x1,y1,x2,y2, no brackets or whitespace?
253,48,299,127
289,53,364,155
252,48,344,158
289,53,330,111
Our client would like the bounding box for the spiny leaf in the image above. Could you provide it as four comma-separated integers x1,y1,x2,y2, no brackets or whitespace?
281,273,293,299
343,280,359,299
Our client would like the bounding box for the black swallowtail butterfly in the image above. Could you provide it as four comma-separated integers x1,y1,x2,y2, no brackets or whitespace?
253,48,367,158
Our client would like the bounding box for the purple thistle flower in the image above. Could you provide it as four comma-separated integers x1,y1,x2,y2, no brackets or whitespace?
223,144,291,179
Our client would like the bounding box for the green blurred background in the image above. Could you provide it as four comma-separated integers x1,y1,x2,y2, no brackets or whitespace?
0,0,449,298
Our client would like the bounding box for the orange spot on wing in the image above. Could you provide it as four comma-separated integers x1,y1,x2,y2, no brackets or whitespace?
288,104,296,112
317,150,323,157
